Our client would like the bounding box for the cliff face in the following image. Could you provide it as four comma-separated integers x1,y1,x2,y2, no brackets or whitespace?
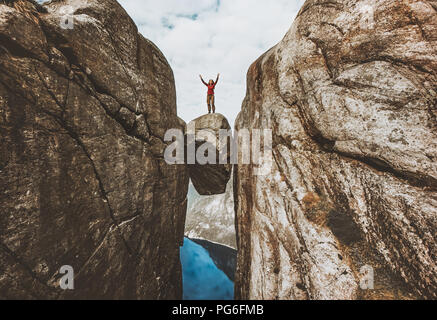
234,0,437,300
0,0,188,299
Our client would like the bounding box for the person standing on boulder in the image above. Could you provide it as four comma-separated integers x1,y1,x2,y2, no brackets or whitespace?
199,73,220,114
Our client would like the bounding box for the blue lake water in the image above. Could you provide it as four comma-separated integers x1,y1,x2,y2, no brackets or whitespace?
180,238,234,300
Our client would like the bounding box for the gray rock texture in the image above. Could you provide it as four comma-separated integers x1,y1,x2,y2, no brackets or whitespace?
185,176,236,249
0,0,188,299
187,113,232,195
234,0,437,300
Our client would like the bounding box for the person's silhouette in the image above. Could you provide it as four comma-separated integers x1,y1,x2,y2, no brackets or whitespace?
199,74,220,114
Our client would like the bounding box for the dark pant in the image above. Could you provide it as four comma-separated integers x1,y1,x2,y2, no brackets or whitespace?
207,94,215,113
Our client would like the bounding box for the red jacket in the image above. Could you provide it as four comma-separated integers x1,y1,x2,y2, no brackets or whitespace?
207,83,216,95
202,76,219,95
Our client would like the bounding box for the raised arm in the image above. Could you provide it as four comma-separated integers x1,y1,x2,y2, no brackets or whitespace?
215,73,220,85
199,75,208,86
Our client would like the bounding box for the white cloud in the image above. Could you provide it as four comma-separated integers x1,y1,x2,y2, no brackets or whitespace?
119,0,305,127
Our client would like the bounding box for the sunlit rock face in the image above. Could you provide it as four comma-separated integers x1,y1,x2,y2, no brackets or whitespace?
0,0,188,299
234,0,437,300
185,176,236,249
187,113,232,196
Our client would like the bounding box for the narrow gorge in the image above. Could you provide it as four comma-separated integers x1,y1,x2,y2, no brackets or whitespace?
0,0,436,300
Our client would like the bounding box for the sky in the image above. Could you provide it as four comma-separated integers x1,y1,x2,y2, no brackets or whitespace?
118,0,305,127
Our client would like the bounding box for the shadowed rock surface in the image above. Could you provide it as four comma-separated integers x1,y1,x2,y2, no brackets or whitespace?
234,0,437,300
0,0,188,299
185,176,236,249
187,113,232,195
